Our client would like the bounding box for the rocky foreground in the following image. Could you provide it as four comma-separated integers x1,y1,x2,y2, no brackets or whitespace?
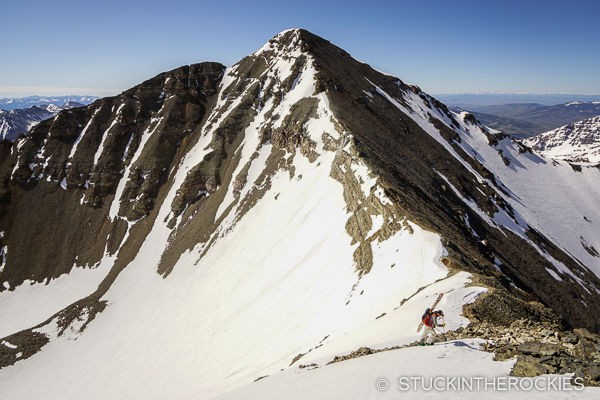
311,315,600,387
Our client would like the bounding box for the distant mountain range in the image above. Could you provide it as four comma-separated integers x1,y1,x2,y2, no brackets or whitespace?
434,93,600,108
450,101,600,139
0,95,98,111
0,102,85,141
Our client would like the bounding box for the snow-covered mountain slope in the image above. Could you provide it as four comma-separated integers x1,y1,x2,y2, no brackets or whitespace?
0,29,599,399
522,115,600,163
360,85,600,307
0,103,85,141
0,95,98,111
215,339,600,399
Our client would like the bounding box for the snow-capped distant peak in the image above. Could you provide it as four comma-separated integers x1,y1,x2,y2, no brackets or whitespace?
0,95,98,111
0,101,84,141
37,104,61,113
566,101,600,106
523,115,600,163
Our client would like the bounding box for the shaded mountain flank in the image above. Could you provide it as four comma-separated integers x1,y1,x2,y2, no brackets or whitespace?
0,26,599,350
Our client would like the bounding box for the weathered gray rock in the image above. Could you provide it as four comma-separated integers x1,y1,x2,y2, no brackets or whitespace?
539,343,561,357
575,341,598,361
511,360,553,377
574,328,597,343
587,366,600,381
540,328,554,337
517,341,542,355
563,333,579,344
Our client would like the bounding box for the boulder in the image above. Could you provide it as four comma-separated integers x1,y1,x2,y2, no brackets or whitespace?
517,341,542,355
587,366,600,381
539,343,561,357
511,360,552,377
574,341,597,361
563,333,579,344
574,328,597,343
540,329,554,337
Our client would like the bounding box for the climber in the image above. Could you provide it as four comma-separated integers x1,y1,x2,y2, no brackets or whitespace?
418,308,444,346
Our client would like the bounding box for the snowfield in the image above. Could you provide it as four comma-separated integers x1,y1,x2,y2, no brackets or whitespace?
0,260,114,339
215,339,600,400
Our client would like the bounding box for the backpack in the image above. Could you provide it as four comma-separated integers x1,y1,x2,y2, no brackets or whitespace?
422,310,434,327
422,310,442,327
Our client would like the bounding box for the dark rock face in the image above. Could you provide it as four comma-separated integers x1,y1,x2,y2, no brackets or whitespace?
0,62,225,289
0,330,49,369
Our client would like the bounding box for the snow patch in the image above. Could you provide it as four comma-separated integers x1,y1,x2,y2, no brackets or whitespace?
1,340,17,349
0,260,114,339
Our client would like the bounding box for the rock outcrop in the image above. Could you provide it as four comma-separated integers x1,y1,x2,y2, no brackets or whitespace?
0,62,226,288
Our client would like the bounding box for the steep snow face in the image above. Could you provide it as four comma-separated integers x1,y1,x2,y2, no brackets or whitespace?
0,29,453,399
3,29,600,400
366,82,600,288
522,116,600,163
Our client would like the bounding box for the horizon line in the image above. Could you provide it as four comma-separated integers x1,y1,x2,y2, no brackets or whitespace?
432,92,600,96
0,86,124,99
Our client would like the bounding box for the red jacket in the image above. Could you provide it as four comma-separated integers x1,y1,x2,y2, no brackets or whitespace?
422,311,442,327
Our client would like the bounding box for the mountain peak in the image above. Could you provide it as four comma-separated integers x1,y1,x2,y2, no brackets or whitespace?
251,28,334,60
523,115,600,163
2,29,600,399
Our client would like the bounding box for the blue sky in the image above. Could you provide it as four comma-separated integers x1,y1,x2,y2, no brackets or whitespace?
1,0,599,98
